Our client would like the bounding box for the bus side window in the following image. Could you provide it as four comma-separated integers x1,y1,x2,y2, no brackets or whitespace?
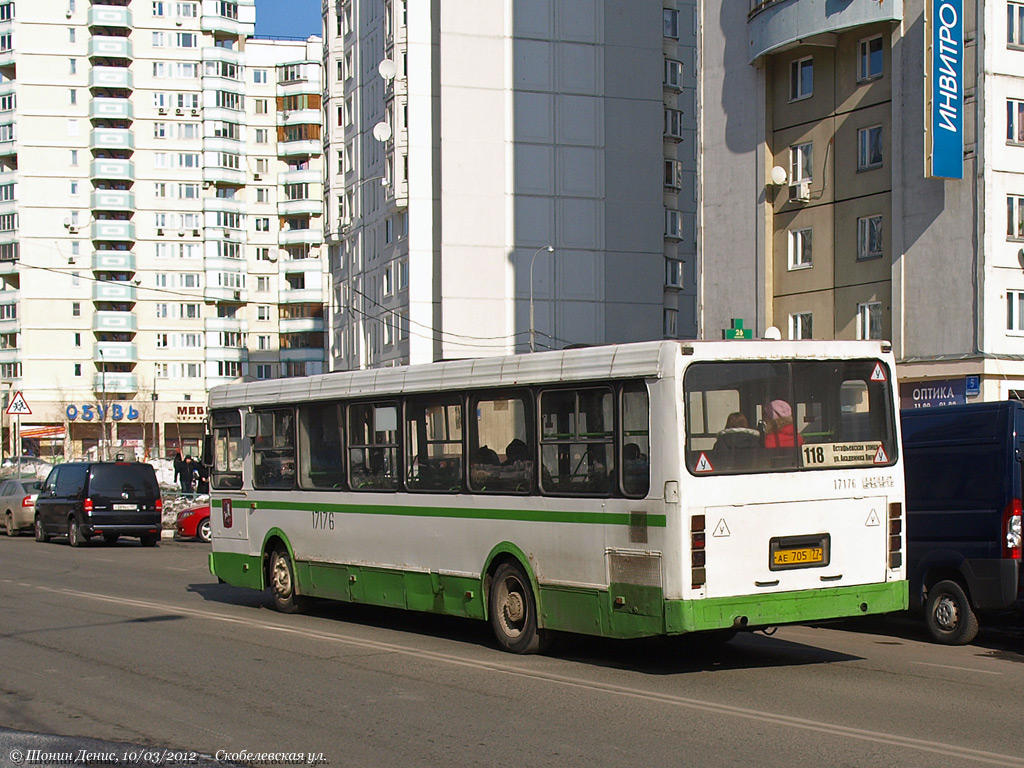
348,402,400,490
540,387,615,496
469,392,533,494
621,384,650,497
298,402,345,489
406,396,463,492
252,408,296,490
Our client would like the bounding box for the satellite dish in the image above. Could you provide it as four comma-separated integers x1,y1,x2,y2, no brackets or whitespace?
378,59,397,80
763,326,783,341
372,121,392,142
770,166,788,186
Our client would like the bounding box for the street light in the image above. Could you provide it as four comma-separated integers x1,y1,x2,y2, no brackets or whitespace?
529,245,554,353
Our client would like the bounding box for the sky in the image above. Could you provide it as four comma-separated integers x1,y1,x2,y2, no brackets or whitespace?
254,0,323,39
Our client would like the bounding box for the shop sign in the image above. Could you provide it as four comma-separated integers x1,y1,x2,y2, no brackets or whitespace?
66,403,140,421
899,379,965,409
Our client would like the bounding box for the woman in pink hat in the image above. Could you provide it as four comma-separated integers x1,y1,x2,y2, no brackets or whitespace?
763,399,803,448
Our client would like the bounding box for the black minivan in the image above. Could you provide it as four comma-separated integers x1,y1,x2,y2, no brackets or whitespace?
34,462,162,547
902,402,1024,644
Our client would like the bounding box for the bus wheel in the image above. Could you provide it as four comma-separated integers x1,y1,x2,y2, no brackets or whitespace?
925,579,979,645
489,562,547,654
269,547,305,614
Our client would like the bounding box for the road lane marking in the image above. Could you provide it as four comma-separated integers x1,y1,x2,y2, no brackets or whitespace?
911,661,1002,676
22,583,1024,768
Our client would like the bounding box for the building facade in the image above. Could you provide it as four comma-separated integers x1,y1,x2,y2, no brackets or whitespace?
324,0,699,370
0,0,324,459
701,0,1024,404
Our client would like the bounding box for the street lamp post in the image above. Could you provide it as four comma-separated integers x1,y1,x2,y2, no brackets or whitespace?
529,245,554,353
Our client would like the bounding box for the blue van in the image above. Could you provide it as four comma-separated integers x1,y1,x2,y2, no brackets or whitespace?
901,402,1023,644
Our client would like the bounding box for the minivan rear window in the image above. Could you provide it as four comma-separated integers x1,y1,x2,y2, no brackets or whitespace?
88,465,159,497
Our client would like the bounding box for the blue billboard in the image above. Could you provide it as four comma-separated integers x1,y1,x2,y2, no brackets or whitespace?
929,0,963,179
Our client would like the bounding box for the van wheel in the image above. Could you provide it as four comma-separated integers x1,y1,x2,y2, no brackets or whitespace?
34,515,49,543
140,534,159,547
68,517,88,548
269,547,306,614
925,579,979,645
489,561,547,654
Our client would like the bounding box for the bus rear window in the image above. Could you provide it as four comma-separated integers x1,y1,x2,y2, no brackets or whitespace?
684,360,897,475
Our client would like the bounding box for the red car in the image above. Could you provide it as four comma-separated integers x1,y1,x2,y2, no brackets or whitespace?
175,504,211,543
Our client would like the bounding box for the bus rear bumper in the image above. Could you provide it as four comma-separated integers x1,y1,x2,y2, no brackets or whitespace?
667,580,910,635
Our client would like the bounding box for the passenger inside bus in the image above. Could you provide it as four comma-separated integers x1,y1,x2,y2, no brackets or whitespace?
763,399,803,448
711,412,763,470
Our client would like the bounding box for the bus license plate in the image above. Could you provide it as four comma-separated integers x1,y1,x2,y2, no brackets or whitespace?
773,547,823,567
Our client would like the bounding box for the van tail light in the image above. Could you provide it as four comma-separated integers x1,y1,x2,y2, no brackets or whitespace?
1003,499,1022,560
155,498,163,513
21,495,32,508
83,498,93,513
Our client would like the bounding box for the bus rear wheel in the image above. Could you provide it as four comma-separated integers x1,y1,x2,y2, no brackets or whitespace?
489,562,547,654
269,547,306,614
925,579,979,645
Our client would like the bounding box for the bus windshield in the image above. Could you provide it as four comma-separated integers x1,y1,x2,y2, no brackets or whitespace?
684,359,897,474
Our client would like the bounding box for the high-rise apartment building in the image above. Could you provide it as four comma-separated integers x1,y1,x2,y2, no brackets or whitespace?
701,0,1024,404
0,0,324,459
324,0,698,370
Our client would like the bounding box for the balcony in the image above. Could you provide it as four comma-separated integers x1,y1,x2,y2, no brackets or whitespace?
90,128,135,153
279,169,319,185
203,166,246,186
92,281,137,302
200,13,254,37
277,139,321,158
205,317,249,333
90,158,134,182
90,97,134,121
89,66,133,90
88,36,133,61
90,220,136,242
279,288,323,304
279,228,323,246
748,0,902,62
92,249,136,272
205,345,247,362
88,5,132,29
205,286,248,303
278,199,323,217
93,310,137,333
280,348,325,364
91,189,135,212
94,341,138,364
279,316,325,334
92,371,138,393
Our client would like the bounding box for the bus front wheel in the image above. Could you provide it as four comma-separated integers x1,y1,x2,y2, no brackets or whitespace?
925,579,979,645
269,547,306,614
489,562,547,654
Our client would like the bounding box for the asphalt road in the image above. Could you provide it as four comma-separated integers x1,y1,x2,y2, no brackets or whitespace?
1,533,1022,768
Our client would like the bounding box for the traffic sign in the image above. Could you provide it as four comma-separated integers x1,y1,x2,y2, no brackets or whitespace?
6,391,30,416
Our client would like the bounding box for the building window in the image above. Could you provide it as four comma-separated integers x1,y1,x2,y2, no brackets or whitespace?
664,59,683,90
857,215,884,260
1009,195,1024,239
790,57,813,101
74,363,82,377
664,159,683,190
1009,99,1024,144
663,8,679,39
857,125,883,170
1009,291,1024,331
666,259,684,288
1010,1,1024,47
857,302,883,340
789,228,812,269
257,305,271,320
664,109,685,140
255,364,272,379
255,99,268,114
789,312,813,340
253,69,268,84
858,36,884,81
74,333,81,347
790,141,812,182
665,209,683,240
72,302,80,317
255,218,270,232
663,308,678,338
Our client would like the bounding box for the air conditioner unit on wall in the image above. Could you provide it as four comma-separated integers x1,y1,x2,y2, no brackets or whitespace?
789,180,811,202
158,107,167,115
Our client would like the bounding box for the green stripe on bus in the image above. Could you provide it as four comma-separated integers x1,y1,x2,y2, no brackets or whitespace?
211,498,666,528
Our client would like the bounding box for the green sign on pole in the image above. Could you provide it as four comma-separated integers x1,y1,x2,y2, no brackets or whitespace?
722,318,753,340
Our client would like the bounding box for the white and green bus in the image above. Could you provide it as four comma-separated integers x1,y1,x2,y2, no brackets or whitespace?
206,340,907,653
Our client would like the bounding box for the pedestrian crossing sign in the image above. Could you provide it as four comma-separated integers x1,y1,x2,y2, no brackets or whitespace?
6,391,30,416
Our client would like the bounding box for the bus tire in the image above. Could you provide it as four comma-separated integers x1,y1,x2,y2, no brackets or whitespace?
925,579,979,645
269,546,306,614
489,561,547,654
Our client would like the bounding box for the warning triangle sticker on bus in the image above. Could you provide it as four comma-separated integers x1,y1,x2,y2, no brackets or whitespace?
873,445,889,464
870,363,887,382
695,453,714,473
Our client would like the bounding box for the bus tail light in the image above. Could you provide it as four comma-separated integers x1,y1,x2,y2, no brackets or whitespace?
1003,499,1022,560
691,515,706,589
888,502,902,569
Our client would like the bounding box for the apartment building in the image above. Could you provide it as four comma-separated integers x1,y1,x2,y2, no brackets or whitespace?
324,0,698,370
701,0,1024,404
0,0,324,459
